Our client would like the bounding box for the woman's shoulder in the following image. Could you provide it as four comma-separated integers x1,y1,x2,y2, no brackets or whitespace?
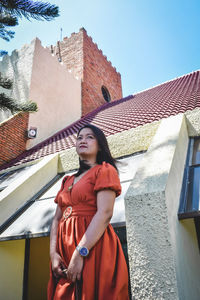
93,162,121,196
97,161,117,169
94,162,118,176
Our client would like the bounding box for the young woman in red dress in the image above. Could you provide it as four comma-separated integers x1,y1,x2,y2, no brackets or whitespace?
48,124,129,300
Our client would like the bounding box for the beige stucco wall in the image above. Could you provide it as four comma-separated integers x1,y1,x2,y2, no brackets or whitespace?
26,38,81,149
0,239,25,300
0,153,58,226
125,114,200,299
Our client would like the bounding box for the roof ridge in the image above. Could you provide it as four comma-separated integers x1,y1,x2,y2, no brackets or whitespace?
133,69,200,96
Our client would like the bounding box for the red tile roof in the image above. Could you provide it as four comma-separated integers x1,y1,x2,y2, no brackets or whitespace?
1,70,200,171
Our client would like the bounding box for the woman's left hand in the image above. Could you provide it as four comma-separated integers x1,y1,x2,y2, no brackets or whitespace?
66,249,84,282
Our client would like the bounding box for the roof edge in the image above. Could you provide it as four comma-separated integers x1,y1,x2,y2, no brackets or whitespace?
133,69,200,96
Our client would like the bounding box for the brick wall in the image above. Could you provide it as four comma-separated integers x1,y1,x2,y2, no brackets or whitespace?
82,29,122,116
50,28,122,116
51,30,83,79
0,112,29,166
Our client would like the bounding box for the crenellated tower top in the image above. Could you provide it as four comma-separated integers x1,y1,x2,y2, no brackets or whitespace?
49,28,122,116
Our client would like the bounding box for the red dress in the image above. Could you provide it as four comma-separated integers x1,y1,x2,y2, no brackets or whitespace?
48,162,129,300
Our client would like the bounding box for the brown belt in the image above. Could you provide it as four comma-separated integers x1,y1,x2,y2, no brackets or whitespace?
62,206,97,220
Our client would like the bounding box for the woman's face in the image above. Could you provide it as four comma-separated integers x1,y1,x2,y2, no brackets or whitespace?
76,127,99,161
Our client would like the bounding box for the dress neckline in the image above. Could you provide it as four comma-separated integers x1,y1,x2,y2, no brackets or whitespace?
69,164,99,191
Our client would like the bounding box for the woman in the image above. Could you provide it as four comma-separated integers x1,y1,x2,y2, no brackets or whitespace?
48,124,129,300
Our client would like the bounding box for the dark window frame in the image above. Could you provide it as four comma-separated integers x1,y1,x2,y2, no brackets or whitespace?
101,85,111,102
178,137,200,251
178,137,200,219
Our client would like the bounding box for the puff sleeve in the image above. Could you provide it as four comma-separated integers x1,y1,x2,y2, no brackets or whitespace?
94,162,121,197
54,175,68,205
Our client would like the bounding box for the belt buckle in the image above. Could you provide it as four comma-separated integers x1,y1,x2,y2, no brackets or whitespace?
63,206,72,220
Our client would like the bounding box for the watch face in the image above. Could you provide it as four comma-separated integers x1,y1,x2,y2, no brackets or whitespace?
80,247,89,256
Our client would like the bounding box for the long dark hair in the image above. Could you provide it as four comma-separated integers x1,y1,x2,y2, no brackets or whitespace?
75,124,118,177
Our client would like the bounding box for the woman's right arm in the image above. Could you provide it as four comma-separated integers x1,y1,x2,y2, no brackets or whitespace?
50,205,66,278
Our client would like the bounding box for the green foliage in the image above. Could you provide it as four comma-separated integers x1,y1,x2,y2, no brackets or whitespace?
0,0,59,43
0,50,8,56
0,13,18,26
0,92,38,112
0,72,38,112
0,27,15,41
0,72,13,88
0,0,59,21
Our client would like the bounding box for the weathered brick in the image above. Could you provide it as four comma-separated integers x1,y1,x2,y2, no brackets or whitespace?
0,112,29,166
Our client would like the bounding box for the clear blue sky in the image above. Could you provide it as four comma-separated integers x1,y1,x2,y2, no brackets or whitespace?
1,0,200,97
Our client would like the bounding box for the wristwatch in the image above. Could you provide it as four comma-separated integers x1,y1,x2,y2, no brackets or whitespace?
76,245,89,257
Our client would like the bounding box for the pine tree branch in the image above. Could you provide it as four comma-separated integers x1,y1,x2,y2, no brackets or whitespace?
0,73,13,89
0,12,17,41
0,50,8,56
0,27,15,41
0,93,38,112
0,12,18,26
0,0,59,21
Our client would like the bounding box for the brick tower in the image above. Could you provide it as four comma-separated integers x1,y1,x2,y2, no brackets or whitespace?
50,28,122,116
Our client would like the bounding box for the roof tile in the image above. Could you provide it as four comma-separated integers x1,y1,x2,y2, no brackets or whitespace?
1,70,200,171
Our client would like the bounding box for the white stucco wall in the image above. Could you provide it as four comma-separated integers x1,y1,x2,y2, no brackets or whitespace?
26,38,81,148
125,114,200,299
165,116,200,299
0,40,35,122
0,153,58,226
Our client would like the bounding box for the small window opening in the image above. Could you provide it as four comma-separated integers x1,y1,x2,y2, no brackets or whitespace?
101,86,111,102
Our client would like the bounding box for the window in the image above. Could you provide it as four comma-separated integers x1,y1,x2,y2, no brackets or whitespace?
178,137,200,250
101,86,111,102
178,137,200,219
